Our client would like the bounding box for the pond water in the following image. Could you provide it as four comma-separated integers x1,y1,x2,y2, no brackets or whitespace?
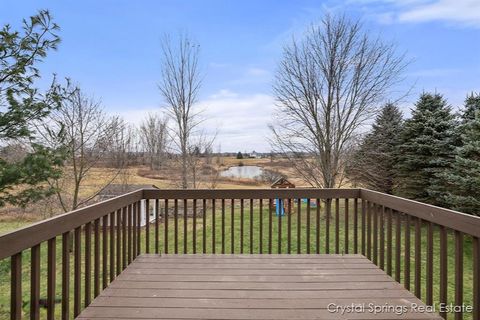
220,166,264,179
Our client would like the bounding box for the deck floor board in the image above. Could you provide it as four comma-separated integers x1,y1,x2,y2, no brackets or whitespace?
78,254,441,319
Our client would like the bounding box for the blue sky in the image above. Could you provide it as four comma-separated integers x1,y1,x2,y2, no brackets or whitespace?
1,0,479,152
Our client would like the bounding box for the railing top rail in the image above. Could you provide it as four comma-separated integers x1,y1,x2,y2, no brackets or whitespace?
361,189,480,238
142,188,361,200
0,189,143,260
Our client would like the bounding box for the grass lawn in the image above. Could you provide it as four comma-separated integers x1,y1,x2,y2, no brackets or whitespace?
0,200,474,319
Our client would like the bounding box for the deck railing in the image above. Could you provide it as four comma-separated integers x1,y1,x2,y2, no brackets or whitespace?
0,188,479,319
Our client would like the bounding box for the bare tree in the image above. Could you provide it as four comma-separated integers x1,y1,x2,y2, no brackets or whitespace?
38,87,127,211
139,112,168,170
158,33,206,188
270,14,407,188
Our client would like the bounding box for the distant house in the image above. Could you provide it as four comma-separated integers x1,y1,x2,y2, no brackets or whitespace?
249,151,261,159
97,184,159,226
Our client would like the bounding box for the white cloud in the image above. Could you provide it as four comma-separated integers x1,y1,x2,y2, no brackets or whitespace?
357,0,480,27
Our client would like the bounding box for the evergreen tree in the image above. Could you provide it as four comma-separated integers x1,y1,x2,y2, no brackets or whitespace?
395,93,457,206
441,94,480,215
347,103,403,193
0,11,66,207
236,152,243,159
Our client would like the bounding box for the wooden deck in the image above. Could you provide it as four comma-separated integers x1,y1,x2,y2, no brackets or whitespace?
78,254,442,319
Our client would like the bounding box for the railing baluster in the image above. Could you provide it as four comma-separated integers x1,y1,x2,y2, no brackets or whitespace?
193,199,197,254
335,198,339,254
379,206,384,270
184,199,188,254
250,199,254,254
326,199,331,254
137,201,141,255
155,200,159,254
367,201,371,260
439,225,448,319
102,215,108,289
146,199,150,254
109,212,115,281
455,231,463,320
395,211,401,283
287,198,291,254
278,198,282,254
221,198,225,254
132,205,137,258
116,210,121,275
74,227,81,317
316,199,320,254
62,232,70,319
47,238,56,320
85,222,92,306
203,199,207,254
122,208,127,269
361,199,366,256
11,252,22,320
306,199,311,254
212,199,216,254
94,219,100,297
174,199,178,254
387,208,392,276
426,221,433,305
415,217,422,298
259,199,263,254
30,244,40,320
164,199,169,254
473,236,479,320
404,214,411,290
373,203,378,265
240,199,244,254
297,198,301,254
345,199,349,254
354,198,358,254
269,198,273,254
232,199,235,254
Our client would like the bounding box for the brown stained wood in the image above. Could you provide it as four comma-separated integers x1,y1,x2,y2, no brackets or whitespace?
325,199,331,254
116,210,121,274
94,219,101,297
335,198,339,254
473,236,479,320
361,199,366,256
203,199,207,254
353,198,358,254
395,211,401,283
240,199,244,254
426,221,433,306
164,200,169,254
367,201,372,260
287,199,291,254
259,199,263,254
133,204,137,258
103,216,108,289
373,203,378,265
415,217,422,299
232,199,235,254
109,212,115,282
128,205,132,263
306,199,311,254
250,199,254,254
174,199,178,254
146,200,150,254
439,226,448,319
85,222,92,307
344,198,349,254
455,231,463,320
269,198,273,254
155,200,159,254
47,238,56,320
62,232,70,319
278,198,282,254
137,201,141,255
221,199,225,254
316,199,320,254
212,199,216,254
78,254,442,320
297,198,301,254
183,199,187,254
122,208,127,269
193,199,197,254
386,208,392,276
379,206,384,270
30,245,41,320
404,214,411,291
11,252,22,320
74,227,81,317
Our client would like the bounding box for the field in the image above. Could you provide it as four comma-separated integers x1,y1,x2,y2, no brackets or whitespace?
0,200,474,319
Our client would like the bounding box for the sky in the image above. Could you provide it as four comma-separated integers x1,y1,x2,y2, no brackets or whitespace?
1,0,479,152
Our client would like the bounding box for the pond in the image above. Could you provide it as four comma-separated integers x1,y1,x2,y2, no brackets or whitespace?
220,165,264,179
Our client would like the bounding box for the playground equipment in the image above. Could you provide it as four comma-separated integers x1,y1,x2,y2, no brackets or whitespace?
270,177,295,216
